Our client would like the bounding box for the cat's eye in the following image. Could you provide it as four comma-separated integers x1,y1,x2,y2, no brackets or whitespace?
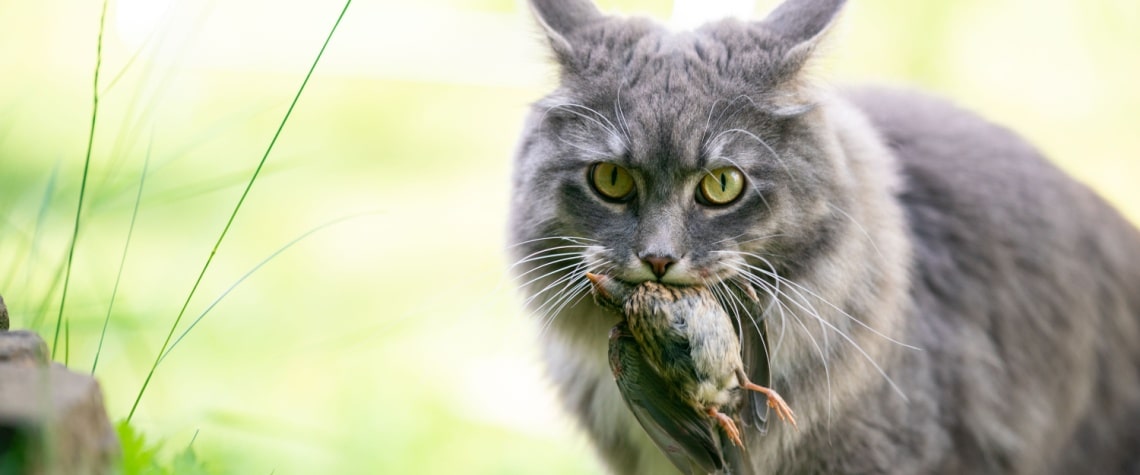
699,167,745,205
590,162,635,201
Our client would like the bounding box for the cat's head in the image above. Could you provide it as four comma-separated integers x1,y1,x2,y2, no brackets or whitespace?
509,0,852,315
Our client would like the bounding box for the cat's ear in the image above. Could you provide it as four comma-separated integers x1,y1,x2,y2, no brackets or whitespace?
751,0,846,114
528,0,604,59
759,0,846,68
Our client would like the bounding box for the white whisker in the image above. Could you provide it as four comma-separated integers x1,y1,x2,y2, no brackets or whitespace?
827,202,888,262
737,266,909,401
737,258,921,351
514,254,587,282
508,235,599,249
713,128,802,193
522,262,587,309
509,245,592,269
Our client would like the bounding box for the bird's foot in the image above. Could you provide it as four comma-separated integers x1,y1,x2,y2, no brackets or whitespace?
742,382,798,430
707,407,744,448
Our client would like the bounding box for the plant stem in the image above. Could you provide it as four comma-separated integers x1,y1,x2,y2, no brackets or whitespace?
92,126,155,375
53,0,109,359
127,0,354,422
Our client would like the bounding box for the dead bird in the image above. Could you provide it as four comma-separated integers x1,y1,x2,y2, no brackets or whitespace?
608,320,727,474
588,273,796,460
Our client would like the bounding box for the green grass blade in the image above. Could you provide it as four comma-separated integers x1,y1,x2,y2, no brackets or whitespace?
127,0,354,422
92,126,155,375
159,211,381,364
52,0,109,359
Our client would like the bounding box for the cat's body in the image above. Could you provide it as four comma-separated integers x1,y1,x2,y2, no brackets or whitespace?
508,0,1140,473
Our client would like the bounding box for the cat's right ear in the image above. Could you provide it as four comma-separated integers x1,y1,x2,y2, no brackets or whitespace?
528,0,603,60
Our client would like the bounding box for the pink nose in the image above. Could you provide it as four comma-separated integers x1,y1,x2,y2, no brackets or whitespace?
642,255,675,279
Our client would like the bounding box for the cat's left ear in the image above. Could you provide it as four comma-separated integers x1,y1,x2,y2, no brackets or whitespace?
753,0,846,113
760,0,846,65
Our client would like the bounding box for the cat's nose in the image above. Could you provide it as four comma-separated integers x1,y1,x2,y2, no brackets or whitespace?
641,254,676,279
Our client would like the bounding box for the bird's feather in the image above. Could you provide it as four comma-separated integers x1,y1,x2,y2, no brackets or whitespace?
609,322,726,474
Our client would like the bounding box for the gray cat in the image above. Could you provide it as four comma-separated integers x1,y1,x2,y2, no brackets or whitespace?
507,0,1140,473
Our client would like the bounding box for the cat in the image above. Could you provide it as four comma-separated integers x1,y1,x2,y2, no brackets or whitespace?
507,0,1140,473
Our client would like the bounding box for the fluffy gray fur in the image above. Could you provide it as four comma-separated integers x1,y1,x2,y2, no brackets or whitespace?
507,0,1140,473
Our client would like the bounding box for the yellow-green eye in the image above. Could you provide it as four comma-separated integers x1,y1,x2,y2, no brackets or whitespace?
699,167,745,205
590,162,635,201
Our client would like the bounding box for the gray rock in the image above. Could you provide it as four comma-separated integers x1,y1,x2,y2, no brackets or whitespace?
0,330,50,365
1,293,8,330
0,331,119,475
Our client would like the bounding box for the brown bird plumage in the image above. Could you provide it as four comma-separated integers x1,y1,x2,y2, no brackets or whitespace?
588,273,796,464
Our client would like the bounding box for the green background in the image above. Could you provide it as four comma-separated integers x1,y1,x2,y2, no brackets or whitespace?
1,0,1137,473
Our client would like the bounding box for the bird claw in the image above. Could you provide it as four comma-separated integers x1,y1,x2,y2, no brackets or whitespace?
708,407,744,448
764,390,798,430
744,381,798,431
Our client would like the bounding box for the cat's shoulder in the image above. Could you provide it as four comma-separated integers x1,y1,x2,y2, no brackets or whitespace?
837,85,1094,213
839,86,1045,171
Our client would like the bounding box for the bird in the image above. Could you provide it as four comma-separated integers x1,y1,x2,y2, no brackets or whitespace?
608,319,728,474
588,273,796,466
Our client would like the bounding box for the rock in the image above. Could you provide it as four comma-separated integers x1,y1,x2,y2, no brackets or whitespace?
1,293,8,330
0,330,50,365
0,331,119,475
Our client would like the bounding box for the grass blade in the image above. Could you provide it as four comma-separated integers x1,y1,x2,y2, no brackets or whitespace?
159,211,381,364
127,0,354,422
53,0,109,359
92,126,155,375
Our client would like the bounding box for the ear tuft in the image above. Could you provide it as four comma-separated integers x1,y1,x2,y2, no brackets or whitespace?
529,0,603,57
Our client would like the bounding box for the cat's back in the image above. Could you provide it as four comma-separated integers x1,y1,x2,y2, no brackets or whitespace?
843,86,1140,473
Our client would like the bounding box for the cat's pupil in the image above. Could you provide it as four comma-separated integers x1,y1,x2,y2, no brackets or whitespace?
610,167,619,186
720,173,727,192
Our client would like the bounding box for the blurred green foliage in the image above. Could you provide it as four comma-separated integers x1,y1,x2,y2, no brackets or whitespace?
0,0,1136,473
117,420,216,475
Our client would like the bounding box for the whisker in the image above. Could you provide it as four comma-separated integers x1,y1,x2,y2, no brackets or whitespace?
710,231,752,246
536,279,590,338
614,83,633,142
731,233,789,247
513,254,586,281
735,268,835,411
532,262,588,322
724,258,835,422
512,250,589,267
737,266,909,401
735,257,921,351
547,103,623,139
508,235,598,249
712,128,802,193
725,279,773,367
508,244,592,266
521,262,587,309
827,202,888,262
705,155,773,215
706,279,745,344
535,260,616,339
701,96,731,146
557,137,612,159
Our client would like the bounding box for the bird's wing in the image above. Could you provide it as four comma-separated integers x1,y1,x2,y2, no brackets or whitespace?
609,323,725,474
